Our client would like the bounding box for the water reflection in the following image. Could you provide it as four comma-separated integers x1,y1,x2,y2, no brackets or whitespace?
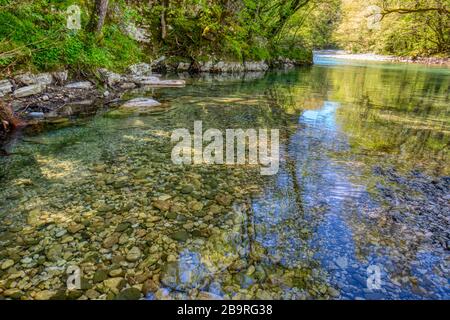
0,57,448,300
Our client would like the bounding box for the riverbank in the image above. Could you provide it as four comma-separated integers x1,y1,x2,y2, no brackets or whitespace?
0,56,310,143
314,50,450,67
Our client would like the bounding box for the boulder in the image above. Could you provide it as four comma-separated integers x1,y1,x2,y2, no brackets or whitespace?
13,84,45,98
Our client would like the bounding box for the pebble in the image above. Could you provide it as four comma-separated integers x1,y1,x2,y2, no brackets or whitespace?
126,247,142,262
115,287,142,300
34,290,56,300
1,259,15,270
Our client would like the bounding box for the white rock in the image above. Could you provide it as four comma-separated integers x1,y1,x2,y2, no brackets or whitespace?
13,84,45,98
121,98,161,108
65,81,94,90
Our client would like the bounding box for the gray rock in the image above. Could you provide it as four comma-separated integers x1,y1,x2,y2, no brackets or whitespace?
140,78,186,87
129,75,160,84
123,24,150,43
14,72,53,86
98,68,123,87
65,81,94,90
52,70,68,84
121,97,161,108
14,84,45,98
244,61,269,72
128,63,152,76
0,79,13,96
120,82,136,90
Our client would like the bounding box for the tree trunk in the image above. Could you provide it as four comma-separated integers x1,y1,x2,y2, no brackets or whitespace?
89,0,109,34
161,0,169,40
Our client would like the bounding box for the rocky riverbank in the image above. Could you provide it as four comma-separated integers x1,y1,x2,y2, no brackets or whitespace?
314,50,450,67
0,57,302,142
0,63,186,139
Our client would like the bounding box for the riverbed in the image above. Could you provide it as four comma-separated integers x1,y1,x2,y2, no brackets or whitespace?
0,54,449,300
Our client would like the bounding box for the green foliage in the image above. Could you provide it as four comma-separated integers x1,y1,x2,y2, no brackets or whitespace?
0,0,144,73
334,0,450,57
143,0,316,64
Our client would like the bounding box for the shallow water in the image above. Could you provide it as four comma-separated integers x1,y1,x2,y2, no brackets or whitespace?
0,55,449,300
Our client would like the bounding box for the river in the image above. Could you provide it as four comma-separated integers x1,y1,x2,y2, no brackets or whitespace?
0,53,448,300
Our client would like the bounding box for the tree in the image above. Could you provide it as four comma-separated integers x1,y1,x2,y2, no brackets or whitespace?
89,0,109,34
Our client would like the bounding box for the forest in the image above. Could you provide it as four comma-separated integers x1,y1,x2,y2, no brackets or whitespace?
0,0,448,75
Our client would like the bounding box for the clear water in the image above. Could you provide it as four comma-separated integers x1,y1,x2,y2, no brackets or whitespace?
0,55,449,300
